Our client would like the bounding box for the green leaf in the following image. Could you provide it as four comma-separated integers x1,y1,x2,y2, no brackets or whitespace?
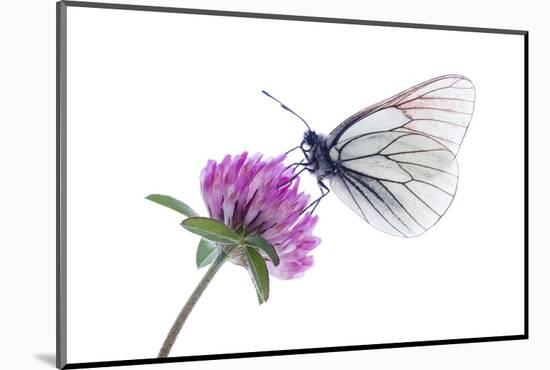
181,217,241,244
245,246,270,304
196,239,219,269
255,290,264,305
145,194,199,217
243,235,280,266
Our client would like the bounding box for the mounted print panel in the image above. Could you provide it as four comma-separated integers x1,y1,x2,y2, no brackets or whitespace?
57,1,528,368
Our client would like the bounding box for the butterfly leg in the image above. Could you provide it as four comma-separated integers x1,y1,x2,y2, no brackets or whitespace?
301,180,330,215
285,144,312,170
285,142,312,170
285,145,301,155
276,166,309,189
286,159,312,172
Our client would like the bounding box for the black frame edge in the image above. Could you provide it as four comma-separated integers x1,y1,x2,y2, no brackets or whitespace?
56,1,68,369
63,335,527,369
523,31,529,339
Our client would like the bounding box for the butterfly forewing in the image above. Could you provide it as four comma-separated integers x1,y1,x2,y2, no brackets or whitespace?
326,75,473,237
327,75,475,155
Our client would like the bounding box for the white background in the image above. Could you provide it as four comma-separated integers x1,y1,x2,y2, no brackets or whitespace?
0,0,547,369
64,5,525,364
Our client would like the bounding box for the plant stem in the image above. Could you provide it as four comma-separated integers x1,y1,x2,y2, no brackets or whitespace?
158,250,228,358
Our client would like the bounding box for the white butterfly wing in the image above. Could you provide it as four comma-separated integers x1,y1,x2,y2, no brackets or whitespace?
327,74,475,155
327,75,474,237
330,132,458,237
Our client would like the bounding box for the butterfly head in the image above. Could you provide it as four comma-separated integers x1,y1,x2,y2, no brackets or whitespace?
301,130,319,153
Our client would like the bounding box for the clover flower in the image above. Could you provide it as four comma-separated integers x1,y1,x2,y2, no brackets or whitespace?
200,152,320,279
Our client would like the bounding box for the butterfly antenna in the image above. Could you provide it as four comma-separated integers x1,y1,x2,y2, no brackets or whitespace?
262,90,312,132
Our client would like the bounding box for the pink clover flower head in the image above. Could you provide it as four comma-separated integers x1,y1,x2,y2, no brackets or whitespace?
200,152,320,279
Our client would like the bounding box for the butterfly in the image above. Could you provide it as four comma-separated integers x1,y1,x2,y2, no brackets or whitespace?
263,74,475,237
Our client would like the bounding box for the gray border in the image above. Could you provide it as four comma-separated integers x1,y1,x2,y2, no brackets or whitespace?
65,0,527,34
56,1,67,369
56,1,529,369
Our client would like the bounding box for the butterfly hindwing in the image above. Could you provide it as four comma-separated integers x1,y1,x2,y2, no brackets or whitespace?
329,132,458,237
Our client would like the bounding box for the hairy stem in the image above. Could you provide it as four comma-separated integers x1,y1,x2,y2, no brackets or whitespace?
158,250,228,358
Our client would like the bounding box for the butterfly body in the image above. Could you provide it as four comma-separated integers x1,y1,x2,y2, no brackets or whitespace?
302,131,335,181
